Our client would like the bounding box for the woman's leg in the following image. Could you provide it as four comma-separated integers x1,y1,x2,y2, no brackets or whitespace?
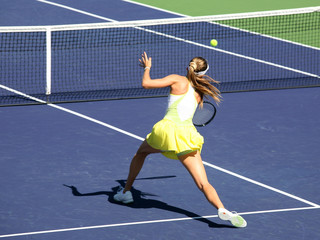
123,140,161,193
178,151,224,209
179,151,247,227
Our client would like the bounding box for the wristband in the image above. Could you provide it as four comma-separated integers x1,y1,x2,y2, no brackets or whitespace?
144,67,151,70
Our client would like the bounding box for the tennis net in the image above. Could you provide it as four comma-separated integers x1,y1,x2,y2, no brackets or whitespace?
0,7,319,106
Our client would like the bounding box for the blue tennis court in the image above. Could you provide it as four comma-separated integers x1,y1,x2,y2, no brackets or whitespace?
1,1,320,239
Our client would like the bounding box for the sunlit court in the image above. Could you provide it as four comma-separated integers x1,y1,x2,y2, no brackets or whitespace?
1,1,319,239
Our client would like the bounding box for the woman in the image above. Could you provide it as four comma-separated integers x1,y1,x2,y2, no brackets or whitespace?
114,52,247,228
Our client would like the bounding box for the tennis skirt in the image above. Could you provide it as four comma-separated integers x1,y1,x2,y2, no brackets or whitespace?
146,119,204,160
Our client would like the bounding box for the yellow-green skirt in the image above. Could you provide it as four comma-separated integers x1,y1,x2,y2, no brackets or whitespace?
146,119,204,160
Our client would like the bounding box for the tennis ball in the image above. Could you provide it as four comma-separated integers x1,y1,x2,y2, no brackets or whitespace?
210,39,218,47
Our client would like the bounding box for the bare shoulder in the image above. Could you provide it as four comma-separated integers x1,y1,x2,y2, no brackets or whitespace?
170,75,189,94
165,74,185,80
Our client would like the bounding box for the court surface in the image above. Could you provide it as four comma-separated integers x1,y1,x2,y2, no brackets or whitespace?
1,1,320,239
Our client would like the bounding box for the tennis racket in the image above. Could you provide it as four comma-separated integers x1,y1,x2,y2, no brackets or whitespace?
193,101,217,127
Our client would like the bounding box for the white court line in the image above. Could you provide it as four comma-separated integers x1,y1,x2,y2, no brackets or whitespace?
0,84,144,142
37,0,117,22
203,162,320,207
0,206,319,238
122,0,188,17
134,26,320,79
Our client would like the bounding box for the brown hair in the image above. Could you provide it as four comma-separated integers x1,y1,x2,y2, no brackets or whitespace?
187,57,221,105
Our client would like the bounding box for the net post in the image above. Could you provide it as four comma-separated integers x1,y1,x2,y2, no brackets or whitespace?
46,27,52,99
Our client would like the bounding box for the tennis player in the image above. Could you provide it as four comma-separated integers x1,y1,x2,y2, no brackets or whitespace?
114,52,247,228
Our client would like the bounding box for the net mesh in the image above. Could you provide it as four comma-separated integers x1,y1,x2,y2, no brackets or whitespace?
1,7,319,106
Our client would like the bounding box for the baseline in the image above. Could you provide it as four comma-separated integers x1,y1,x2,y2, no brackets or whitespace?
0,206,318,238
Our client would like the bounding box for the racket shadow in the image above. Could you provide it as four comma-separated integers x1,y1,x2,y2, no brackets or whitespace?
63,180,234,229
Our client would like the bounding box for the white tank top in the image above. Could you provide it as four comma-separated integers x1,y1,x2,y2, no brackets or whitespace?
164,83,198,125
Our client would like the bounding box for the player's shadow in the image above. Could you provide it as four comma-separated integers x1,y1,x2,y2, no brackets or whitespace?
63,177,233,228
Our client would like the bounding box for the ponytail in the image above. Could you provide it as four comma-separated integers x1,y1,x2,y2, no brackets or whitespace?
187,58,221,105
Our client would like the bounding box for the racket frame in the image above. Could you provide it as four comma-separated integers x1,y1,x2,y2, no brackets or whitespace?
193,101,217,127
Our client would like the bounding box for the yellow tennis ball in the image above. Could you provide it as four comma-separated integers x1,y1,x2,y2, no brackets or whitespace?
210,39,218,47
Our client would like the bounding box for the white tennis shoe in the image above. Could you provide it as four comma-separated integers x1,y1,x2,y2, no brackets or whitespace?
218,208,247,228
113,187,134,204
